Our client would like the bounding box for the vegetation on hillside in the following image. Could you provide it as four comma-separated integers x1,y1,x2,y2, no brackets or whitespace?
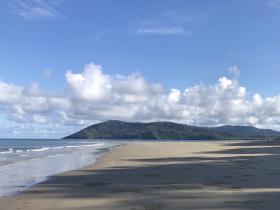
64,120,280,140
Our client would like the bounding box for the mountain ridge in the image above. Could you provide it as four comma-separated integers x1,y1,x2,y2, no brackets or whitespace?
64,120,280,140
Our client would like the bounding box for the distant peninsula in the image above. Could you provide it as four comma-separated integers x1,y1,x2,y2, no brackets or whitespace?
63,120,280,140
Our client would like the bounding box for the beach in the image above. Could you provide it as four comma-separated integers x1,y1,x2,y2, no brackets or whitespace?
1,141,280,210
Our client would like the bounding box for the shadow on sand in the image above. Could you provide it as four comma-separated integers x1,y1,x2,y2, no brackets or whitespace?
26,141,280,210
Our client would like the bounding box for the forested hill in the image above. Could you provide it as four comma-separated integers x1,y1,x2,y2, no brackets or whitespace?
64,120,280,140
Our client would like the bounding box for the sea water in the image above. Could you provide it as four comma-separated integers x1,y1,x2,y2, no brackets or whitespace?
0,139,116,198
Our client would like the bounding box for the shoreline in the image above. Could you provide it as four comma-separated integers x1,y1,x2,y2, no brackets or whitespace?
33,142,123,192
1,141,280,209
0,141,120,199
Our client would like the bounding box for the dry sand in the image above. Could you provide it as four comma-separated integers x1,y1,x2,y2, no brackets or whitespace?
1,141,280,210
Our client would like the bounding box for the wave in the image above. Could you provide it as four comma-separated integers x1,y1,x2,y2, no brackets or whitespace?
0,141,114,198
0,150,13,154
0,143,104,155
29,147,50,152
66,143,104,149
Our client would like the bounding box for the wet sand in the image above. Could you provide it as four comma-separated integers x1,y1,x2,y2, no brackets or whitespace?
1,141,280,210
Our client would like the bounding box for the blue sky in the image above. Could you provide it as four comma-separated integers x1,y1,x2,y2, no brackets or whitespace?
1,0,280,138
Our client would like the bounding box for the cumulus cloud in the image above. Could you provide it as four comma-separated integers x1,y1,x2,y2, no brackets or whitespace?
2,62,280,137
66,63,112,102
0,81,23,104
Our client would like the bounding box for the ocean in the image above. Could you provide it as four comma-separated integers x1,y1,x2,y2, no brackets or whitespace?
0,139,116,198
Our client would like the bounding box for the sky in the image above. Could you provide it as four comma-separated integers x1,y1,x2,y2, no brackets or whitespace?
1,0,280,138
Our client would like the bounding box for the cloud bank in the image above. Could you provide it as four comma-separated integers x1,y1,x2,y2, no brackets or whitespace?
1,63,280,137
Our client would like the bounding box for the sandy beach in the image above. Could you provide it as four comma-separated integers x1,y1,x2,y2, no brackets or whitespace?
1,141,280,210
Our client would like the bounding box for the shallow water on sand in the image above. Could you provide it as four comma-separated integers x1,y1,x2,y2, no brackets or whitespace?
0,139,115,197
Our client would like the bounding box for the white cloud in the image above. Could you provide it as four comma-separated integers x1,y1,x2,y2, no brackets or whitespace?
60,63,280,130
0,81,23,104
218,77,233,90
66,63,112,102
168,89,181,103
8,0,60,19
32,114,47,124
65,64,280,129
2,62,280,137
66,63,163,105
0,81,50,125
23,82,42,96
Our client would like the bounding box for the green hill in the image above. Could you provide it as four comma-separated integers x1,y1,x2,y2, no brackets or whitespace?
64,120,280,140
